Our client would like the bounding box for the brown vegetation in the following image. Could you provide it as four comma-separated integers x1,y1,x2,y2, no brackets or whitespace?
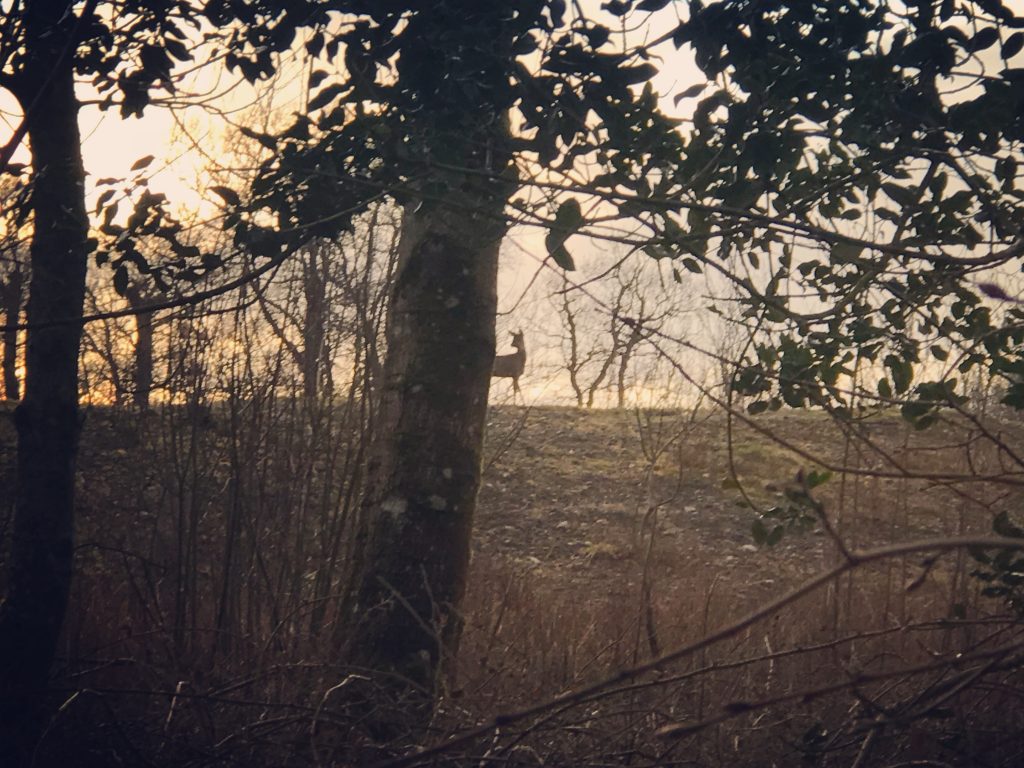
3,402,1021,766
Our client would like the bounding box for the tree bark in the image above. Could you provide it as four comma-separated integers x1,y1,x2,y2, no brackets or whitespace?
0,3,89,757
340,169,510,722
301,242,329,403
617,325,643,409
125,283,154,410
1,264,23,400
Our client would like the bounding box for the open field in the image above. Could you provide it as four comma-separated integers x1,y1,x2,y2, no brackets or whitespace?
2,403,1023,766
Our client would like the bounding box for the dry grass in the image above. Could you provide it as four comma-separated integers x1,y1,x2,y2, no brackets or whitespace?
3,403,1024,766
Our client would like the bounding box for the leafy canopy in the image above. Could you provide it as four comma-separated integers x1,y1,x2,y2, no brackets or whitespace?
238,1,686,270
236,0,1024,428
7,0,1024,420
659,0,1024,421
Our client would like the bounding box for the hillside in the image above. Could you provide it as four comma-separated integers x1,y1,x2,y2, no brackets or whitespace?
475,405,994,592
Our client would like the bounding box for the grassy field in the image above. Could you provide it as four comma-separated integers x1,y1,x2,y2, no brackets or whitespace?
2,402,1023,766
463,406,1024,766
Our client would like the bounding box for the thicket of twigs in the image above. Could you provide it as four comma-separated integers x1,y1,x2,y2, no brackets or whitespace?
3,275,1022,766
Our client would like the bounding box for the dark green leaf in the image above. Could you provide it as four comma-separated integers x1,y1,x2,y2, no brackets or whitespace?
969,27,1000,53
830,241,863,263
113,265,129,297
617,63,658,86
307,83,348,112
306,31,324,57
545,198,584,269
164,38,193,63
239,125,277,150
673,83,706,105
553,198,583,230
881,182,917,208
643,244,673,260
210,186,240,206
806,470,832,489
548,243,576,270
602,1,632,18
1003,32,1024,59
886,355,913,394
94,189,116,214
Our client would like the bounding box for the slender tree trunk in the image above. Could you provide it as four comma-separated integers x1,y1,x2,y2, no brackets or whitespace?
586,333,618,408
134,310,154,408
1,264,23,400
559,283,586,408
301,242,328,404
617,327,643,409
0,3,89,757
125,283,154,410
340,168,510,722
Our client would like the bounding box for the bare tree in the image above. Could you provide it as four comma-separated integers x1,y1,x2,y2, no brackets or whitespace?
552,258,684,408
553,273,619,408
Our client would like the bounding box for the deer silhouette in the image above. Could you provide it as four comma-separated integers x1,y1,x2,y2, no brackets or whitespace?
492,330,526,396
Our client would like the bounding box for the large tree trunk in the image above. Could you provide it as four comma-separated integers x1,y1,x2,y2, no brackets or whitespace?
340,169,510,723
0,3,89,757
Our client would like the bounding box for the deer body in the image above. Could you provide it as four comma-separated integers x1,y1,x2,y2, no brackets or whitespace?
492,331,526,395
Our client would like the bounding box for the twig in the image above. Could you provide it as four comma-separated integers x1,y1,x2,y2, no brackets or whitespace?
370,535,1024,768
